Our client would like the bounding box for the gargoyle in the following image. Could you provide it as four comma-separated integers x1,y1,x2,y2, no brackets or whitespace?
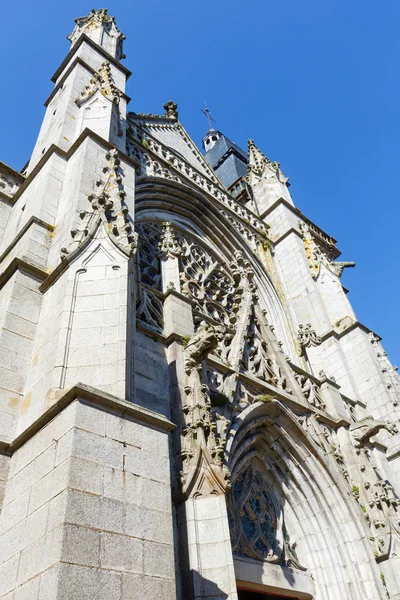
184,322,225,372
350,416,398,448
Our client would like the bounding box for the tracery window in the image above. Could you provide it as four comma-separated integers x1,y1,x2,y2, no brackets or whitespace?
227,462,304,570
228,463,283,562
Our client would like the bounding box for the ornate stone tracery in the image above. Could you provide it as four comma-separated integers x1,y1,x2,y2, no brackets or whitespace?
228,463,284,562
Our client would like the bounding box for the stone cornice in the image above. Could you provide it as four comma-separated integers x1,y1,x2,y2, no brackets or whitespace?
13,129,139,205
0,382,175,456
51,33,131,85
45,56,131,108
319,320,382,344
0,216,54,267
0,160,25,184
0,160,25,203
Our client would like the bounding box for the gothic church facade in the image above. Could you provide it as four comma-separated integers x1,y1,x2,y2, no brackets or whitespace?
0,9,400,600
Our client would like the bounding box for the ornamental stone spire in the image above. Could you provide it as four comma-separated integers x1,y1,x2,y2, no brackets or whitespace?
67,8,126,60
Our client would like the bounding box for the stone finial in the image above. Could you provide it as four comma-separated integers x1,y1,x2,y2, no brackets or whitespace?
246,139,287,183
163,101,178,120
157,222,182,259
68,9,126,60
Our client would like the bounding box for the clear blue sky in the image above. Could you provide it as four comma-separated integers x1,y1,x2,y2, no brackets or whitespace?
1,1,399,362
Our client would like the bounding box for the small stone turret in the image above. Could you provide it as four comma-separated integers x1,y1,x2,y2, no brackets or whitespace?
68,8,126,60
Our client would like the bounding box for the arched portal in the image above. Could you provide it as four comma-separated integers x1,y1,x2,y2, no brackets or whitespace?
226,401,386,599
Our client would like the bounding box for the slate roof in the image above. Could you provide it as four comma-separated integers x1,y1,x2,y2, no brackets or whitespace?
204,133,248,188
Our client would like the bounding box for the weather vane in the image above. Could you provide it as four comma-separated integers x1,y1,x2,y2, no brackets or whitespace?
199,102,216,130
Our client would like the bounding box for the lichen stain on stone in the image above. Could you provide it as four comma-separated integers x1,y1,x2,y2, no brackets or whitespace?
45,387,65,409
31,352,40,366
20,393,31,415
8,397,19,411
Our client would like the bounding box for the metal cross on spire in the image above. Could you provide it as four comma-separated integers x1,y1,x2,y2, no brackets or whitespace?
199,102,216,130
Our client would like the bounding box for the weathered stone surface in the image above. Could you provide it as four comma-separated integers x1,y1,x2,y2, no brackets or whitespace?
0,7,399,600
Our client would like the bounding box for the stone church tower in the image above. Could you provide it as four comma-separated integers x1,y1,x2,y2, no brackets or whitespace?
1,9,400,600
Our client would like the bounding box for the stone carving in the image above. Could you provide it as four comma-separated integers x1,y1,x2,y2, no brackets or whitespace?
228,462,305,569
299,221,354,280
242,310,290,392
68,9,126,60
294,372,326,410
61,149,136,260
76,61,122,108
329,261,356,278
297,323,322,355
163,100,178,120
246,139,289,185
369,332,400,407
349,417,398,449
157,221,182,259
177,232,238,327
136,287,163,333
0,170,21,198
184,322,225,373
180,322,230,498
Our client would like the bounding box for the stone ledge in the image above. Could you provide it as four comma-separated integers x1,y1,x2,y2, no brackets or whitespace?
260,196,340,258
0,382,175,456
45,56,131,108
14,128,139,204
386,444,400,462
234,556,314,599
51,34,132,84
0,257,48,292
0,216,54,267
